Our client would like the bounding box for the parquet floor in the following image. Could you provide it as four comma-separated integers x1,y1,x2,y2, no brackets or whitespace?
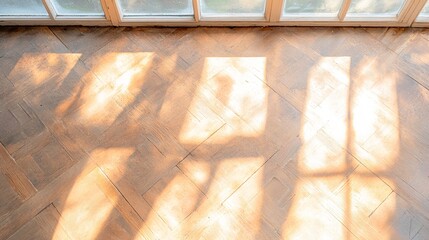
0,26,429,240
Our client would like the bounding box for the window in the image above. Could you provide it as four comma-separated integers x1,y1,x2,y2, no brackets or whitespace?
1,0,429,26
118,0,193,17
347,0,406,15
283,0,342,15
50,0,104,16
200,0,266,17
0,0,48,16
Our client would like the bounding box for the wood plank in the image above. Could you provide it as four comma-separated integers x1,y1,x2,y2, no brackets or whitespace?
7,204,71,240
0,143,36,200
94,167,151,240
0,155,96,239
52,167,139,240
98,162,169,240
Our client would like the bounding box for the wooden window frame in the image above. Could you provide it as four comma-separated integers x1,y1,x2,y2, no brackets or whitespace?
0,0,428,27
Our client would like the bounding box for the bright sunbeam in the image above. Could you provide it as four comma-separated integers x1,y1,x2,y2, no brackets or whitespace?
352,57,400,172
52,147,134,239
75,52,154,126
284,57,350,239
179,57,267,144
285,56,400,239
300,57,351,162
157,156,266,239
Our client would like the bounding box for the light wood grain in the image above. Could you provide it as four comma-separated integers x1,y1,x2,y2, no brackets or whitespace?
0,143,36,200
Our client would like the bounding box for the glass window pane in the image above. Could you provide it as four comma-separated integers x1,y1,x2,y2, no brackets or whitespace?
348,0,405,15
283,0,342,15
0,0,48,16
201,0,266,16
118,0,193,16
51,0,104,16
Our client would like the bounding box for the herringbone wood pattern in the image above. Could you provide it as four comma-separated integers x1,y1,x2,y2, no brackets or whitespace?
0,26,429,239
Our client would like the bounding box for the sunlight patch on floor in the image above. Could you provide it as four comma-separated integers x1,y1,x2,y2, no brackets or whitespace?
8,53,80,85
179,57,267,144
285,56,399,239
77,52,154,126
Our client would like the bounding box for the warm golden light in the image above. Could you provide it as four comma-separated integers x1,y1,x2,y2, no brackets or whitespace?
143,169,204,231
173,156,265,239
352,58,400,172
52,148,135,239
179,57,267,144
133,154,267,239
284,56,400,239
3,26,426,240
141,167,208,239
71,53,154,127
8,53,81,85
91,147,135,181
87,52,154,85
53,169,116,240
299,57,351,173
281,191,346,240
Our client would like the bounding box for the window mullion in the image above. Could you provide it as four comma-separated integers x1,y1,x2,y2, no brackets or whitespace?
102,0,121,26
400,0,428,24
338,0,351,20
192,0,201,22
269,0,284,21
41,0,57,20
